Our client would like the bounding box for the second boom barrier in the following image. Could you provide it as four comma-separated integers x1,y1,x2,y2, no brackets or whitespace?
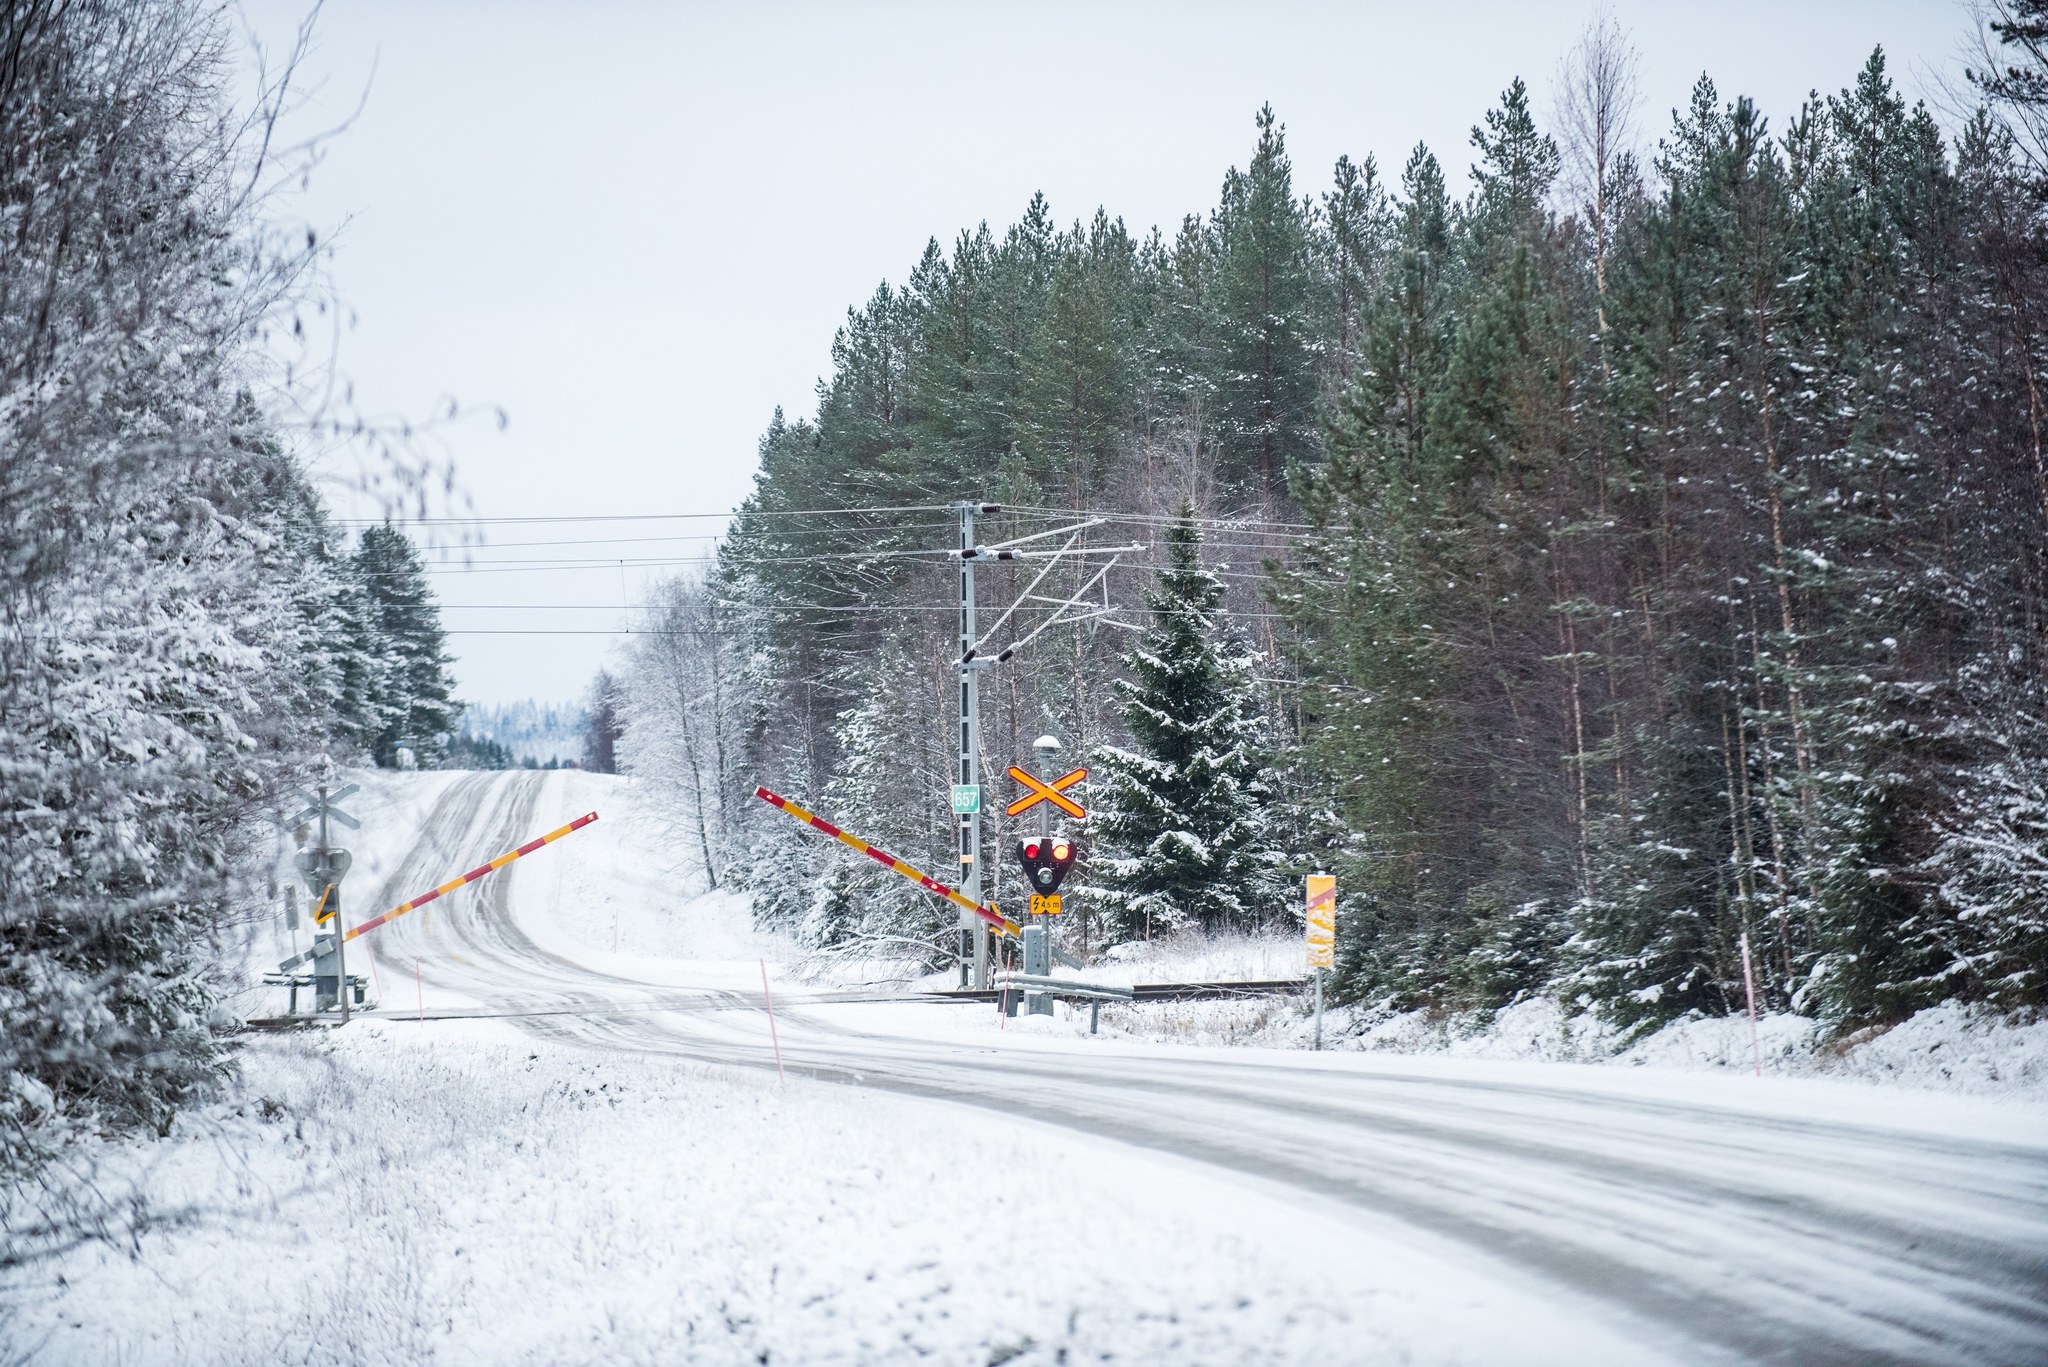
278,811,600,972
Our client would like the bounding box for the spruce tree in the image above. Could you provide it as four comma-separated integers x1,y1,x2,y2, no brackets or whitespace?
351,526,460,767
1086,504,1283,941
1212,105,1320,497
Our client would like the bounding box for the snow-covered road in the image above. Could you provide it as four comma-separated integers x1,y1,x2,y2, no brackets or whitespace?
355,770,2048,1367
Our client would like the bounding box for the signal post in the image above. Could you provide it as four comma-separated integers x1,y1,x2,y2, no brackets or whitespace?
945,500,1133,988
1009,737,1085,1017
1306,874,1337,1049
954,501,1002,988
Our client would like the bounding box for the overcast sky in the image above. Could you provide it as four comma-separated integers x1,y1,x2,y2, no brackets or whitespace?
238,0,1978,708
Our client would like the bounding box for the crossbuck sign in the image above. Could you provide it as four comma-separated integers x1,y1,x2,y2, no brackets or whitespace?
1004,765,1087,818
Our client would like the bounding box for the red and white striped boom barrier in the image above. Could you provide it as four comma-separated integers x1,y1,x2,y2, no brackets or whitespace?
279,812,599,972
753,786,1020,937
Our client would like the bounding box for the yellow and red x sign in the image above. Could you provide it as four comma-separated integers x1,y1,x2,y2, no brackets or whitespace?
1005,765,1088,819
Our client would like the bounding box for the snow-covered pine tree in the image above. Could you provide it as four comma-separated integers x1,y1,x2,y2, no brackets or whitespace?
350,526,460,767
1,0,340,1183
1085,504,1285,941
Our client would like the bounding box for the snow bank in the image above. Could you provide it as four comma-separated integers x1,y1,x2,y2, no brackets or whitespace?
903,928,1306,997
1326,997,2048,1099
1072,928,1306,984
902,929,2048,1102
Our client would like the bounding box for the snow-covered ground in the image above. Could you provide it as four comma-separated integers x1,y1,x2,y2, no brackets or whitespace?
11,770,2047,1366
2,1023,1678,1367
1071,982,2048,1101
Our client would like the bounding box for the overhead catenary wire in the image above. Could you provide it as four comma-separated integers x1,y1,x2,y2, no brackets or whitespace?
690,599,1290,617
329,502,966,526
347,500,1318,664
978,518,1104,554
390,544,1281,580
334,502,1312,532
386,601,1306,623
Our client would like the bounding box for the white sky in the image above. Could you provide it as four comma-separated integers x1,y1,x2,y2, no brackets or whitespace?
237,0,1978,707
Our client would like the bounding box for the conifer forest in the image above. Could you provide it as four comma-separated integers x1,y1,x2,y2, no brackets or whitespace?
631,35,2048,1040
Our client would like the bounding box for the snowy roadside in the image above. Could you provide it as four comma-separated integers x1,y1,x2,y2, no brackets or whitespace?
1335,996,2048,1099
512,770,2046,1104
1,1022,1678,1367
893,931,2048,1102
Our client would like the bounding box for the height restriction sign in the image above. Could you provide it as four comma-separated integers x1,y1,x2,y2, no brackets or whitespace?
1305,874,1337,970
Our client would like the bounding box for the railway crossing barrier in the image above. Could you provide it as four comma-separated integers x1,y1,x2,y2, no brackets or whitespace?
273,809,600,1021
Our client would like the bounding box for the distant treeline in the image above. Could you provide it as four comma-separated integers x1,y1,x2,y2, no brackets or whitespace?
454,698,598,770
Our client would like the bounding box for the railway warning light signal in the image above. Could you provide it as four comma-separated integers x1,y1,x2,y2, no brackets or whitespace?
1016,836,1078,894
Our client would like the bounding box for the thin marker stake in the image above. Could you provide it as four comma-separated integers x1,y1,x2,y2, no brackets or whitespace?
760,959,785,1083
1739,932,1763,1079
415,958,424,1024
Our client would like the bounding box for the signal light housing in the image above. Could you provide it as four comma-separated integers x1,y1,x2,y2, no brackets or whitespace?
1016,835,1078,895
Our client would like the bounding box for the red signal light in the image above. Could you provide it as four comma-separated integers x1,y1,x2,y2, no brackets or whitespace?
1016,833,1079,895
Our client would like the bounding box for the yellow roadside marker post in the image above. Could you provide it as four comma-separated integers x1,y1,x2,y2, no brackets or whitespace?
1306,874,1337,1050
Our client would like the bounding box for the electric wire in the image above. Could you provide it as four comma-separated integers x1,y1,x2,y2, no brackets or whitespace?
329,502,966,525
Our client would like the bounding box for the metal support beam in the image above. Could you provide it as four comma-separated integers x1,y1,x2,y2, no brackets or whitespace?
958,501,989,989
323,788,348,1024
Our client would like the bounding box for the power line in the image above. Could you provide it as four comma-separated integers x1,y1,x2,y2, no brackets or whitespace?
419,610,1295,634
378,541,1288,571
330,503,966,526
395,594,1294,628
333,503,1313,533
1002,505,1318,531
